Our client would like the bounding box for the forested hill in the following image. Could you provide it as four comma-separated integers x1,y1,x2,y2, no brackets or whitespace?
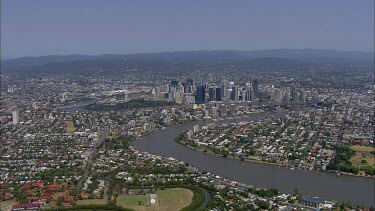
2,49,373,73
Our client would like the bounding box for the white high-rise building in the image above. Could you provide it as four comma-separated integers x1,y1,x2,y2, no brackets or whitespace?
285,89,291,103
12,110,19,125
300,90,306,103
275,89,283,102
292,91,299,102
204,109,210,118
124,91,129,102
185,94,195,104
211,107,218,119
8,87,14,93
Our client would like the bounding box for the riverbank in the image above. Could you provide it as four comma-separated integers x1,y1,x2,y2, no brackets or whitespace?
180,142,282,167
133,109,375,207
178,142,375,179
142,116,374,179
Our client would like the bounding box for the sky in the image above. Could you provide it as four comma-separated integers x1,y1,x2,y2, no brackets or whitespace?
1,0,374,59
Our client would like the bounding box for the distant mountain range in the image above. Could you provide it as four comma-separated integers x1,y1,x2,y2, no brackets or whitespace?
2,49,373,73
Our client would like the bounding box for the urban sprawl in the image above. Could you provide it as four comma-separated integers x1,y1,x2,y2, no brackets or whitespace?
1,67,374,211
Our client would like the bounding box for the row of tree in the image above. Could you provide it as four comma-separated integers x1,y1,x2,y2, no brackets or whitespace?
85,99,176,111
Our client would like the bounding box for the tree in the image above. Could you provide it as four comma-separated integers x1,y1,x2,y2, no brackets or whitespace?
113,192,119,204
255,200,269,209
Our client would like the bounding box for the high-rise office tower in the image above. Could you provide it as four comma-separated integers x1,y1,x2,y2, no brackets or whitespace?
234,86,239,101
178,84,184,93
241,90,246,102
168,86,176,101
274,89,283,102
167,93,173,101
285,88,291,103
208,87,216,101
312,88,318,104
292,91,299,102
182,82,187,93
252,79,259,98
215,87,222,101
221,85,227,101
170,80,179,87
195,85,206,104
219,104,227,116
231,86,239,101
229,81,234,89
186,85,193,93
187,79,194,86
246,91,252,101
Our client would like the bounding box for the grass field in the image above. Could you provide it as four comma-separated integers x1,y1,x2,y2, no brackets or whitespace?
118,195,149,206
157,188,193,210
117,188,193,211
351,153,375,167
350,145,374,152
322,149,335,155
350,145,375,168
76,199,106,205
0,200,18,209
64,120,76,133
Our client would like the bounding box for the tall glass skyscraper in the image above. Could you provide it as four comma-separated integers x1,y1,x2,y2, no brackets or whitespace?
252,79,259,98
195,85,206,104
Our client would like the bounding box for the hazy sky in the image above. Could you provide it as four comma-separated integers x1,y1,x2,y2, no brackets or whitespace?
1,0,374,58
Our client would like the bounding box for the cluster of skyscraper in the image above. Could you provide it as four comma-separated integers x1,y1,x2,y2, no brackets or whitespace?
151,79,260,104
271,88,308,103
198,79,260,104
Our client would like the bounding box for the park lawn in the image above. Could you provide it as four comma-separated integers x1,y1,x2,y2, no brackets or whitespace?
350,152,375,167
156,188,193,210
117,188,193,211
64,120,76,133
0,199,18,209
323,149,335,155
117,194,149,208
76,199,106,205
350,145,374,152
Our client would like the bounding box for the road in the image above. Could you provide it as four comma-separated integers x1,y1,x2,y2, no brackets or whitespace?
76,130,108,196
338,96,353,145
104,175,111,204
197,188,211,210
